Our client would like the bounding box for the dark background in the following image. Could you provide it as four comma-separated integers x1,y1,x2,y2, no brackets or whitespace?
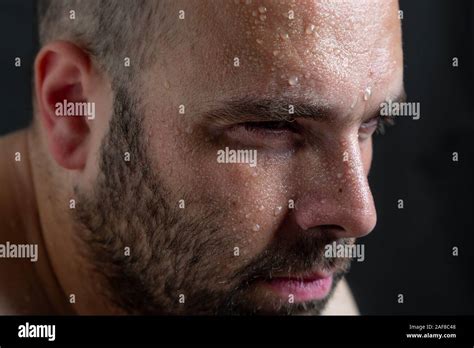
0,0,472,314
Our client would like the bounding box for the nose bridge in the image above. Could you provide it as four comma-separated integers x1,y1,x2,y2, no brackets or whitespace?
293,137,377,237
335,139,372,209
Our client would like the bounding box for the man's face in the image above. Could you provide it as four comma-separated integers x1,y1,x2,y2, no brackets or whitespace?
75,0,403,314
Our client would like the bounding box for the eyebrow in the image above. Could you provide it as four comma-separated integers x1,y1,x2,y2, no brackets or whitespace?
201,90,407,125
201,97,331,124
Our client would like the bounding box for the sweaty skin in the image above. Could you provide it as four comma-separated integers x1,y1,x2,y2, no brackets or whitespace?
0,0,403,314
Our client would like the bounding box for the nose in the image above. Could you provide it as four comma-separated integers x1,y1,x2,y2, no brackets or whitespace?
293,139,377,240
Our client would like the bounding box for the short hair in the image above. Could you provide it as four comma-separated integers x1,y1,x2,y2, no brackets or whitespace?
37,0,171,84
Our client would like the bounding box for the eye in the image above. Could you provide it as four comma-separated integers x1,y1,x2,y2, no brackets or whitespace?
225,120,301,148
240,120,298,136
359,115,395,140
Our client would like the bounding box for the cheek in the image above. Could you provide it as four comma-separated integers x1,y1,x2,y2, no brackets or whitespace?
209,159,294,257
146,117,292,258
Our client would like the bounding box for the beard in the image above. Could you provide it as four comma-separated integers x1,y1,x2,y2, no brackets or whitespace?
73,87,353,315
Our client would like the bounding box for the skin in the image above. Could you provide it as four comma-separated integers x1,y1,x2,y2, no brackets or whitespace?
0,0,403,314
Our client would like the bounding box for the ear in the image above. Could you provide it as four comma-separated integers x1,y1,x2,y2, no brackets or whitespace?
35,41,96,170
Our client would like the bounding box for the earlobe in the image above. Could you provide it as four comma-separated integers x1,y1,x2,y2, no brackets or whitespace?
35,41,94,170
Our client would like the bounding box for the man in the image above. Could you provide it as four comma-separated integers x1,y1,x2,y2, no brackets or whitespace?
0,0,404,315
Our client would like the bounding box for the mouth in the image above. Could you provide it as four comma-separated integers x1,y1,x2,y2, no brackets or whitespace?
262,271,333,302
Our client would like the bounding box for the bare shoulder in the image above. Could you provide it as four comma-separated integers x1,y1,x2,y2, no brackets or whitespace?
0,130,54,314
0,130,31,238
0,130,29,242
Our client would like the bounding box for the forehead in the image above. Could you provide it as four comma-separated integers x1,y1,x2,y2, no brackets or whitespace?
157,0,403,110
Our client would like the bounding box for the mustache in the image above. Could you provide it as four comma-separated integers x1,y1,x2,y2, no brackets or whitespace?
231,235,353,287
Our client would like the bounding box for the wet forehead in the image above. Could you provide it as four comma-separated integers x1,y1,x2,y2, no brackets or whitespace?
162,0,403,109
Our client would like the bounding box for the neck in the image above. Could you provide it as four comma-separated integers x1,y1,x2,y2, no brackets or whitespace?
21,129,73,314
0,129,70,313
26,126,123,314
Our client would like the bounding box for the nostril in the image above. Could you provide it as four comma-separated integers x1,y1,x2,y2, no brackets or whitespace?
319,224,345,233
304,224,346,239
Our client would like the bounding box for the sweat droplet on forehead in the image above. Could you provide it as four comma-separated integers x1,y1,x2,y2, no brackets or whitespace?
179,0,402,105
288,75,299,86
363,87,372,101
305,24,316,35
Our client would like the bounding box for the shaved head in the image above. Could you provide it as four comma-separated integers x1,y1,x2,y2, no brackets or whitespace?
37,0,173,83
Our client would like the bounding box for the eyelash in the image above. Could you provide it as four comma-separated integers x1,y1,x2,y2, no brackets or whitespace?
240,116,395,136
241,120,298,136
374,116,395,135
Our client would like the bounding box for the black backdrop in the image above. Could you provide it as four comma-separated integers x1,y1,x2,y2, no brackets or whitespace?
0,0,472,315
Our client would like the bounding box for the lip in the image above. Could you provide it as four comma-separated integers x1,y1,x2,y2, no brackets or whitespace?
263,272,333,302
